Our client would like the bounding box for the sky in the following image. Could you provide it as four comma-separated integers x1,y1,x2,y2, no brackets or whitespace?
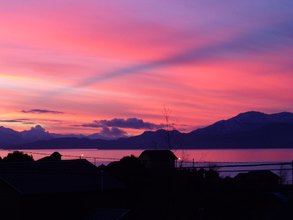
0,0,292,137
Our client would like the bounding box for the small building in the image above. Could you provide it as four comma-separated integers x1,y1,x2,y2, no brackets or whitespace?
235,170,280,185
0,159,100,194
37,151,62,161
139,150,177,169
87,208,130,220
0,159,124,220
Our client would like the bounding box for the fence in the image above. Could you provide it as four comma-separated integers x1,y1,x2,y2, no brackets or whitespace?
176,160,293,184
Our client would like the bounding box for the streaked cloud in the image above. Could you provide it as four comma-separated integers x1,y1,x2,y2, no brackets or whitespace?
0,118,35,125
76,20,293,88
21,109,64,114
0,119,24,123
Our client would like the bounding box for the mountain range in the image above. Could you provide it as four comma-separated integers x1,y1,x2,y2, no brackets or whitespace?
1,111,293,149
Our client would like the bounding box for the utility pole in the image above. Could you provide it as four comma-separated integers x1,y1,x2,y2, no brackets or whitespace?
163,106,171,149
291,160,293,185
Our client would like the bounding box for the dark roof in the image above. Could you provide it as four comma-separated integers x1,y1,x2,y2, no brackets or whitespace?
234,173,247,179
139,150,177,161
51,151,62,157
248,170,280,177
37,152,62,162
88,208,130,220
0,159,122,194
235,170,280,183
235,170,280,179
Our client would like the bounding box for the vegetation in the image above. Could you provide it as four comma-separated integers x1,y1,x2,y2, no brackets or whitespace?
2,151,34,162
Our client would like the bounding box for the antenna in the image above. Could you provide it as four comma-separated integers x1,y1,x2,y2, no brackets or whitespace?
162,106,171,149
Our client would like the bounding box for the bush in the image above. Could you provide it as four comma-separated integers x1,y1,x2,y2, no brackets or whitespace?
2,151,34,162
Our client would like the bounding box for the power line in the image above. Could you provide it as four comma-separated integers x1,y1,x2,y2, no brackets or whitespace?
216,168,293,173
5,150,120,161
178,161,292,169
4,150,293,175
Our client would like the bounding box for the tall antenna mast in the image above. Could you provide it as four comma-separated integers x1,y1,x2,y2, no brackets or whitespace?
163,106,171,149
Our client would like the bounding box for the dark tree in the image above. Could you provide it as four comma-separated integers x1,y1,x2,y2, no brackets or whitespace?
106,155,146,188
107,155,143,171
3,151,34,162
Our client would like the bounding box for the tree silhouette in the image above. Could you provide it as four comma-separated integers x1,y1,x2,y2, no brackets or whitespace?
2,151,34,162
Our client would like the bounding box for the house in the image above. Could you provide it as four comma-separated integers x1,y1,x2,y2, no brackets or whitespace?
0,159,100,194
234,170,280,185
37,151,62,161
86,208,130,220
0,159,125,220
139,150,177,169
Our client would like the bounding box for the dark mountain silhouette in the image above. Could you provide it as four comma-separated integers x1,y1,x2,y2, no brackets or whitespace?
87,131,127,140
0,126,23,146
0,125,121,148
2,111,293,149
21,125,52,141
181,111,293,148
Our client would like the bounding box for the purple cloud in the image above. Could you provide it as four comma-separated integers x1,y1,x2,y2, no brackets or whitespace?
81,118,165,130
22,109,64,114
88,127,127,140
0,118,35,124
100,127,127,137
0,119,23,123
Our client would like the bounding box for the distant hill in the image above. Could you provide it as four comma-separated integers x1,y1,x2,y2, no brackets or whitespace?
0,126,23,146
0,125,120,148
0,125,85,148
181,111,293,148
3,111,293,149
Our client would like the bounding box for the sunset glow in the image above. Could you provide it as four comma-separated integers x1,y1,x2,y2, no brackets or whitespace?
1,0,292,136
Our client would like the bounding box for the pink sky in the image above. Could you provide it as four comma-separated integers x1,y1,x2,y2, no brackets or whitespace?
0,0,293,136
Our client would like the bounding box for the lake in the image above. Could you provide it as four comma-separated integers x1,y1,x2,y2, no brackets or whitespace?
1,148,293,183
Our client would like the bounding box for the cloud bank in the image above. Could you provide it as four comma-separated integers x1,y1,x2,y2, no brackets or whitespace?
0,119,35,125
81,118,165,130
22,109,64,114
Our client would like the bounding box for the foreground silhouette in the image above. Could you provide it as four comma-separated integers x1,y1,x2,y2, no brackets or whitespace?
104,151,293,220
0,150,292,219
1,151,33,162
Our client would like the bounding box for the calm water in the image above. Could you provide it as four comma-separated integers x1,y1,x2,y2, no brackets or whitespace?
1,148,293,183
